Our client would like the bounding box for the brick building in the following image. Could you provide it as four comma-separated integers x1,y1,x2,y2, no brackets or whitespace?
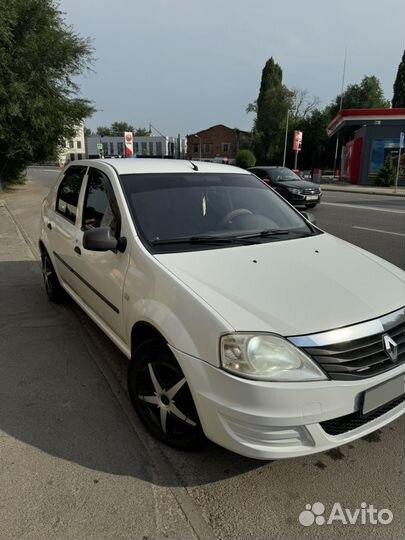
186,124,251,163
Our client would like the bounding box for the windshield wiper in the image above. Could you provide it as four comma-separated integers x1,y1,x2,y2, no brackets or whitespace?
151,234,257,246
151,229,318,246
234,229,290,239
235,229,315,240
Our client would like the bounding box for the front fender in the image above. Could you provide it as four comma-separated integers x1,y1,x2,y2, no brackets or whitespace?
124,254,233,366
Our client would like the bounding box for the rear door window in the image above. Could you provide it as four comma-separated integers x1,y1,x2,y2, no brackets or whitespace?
56,166,87,223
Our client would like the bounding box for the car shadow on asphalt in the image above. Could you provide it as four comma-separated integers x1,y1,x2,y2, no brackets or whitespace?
0,260,265,489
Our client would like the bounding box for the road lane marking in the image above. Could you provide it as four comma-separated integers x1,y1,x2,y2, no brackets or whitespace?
323,202,405,214
353,226,405,237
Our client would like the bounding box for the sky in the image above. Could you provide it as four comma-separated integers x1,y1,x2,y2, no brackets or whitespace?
59,0,405,136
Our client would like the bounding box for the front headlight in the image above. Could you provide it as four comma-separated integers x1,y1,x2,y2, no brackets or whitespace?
220,334,327,381
288,188,302,195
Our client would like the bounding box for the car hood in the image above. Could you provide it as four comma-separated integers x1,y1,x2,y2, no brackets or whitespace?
276,179,319,190
155,233,405,337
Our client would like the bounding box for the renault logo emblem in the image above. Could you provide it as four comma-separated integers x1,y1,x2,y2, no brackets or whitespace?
383,334,398,362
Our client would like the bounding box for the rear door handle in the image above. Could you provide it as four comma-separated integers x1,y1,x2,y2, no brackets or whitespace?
74,246,81,255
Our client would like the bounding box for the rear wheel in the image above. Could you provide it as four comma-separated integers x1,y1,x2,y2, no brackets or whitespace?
128,339,204,450
41,252,67,303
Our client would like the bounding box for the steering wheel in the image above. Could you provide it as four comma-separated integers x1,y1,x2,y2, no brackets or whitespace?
220,208,253,228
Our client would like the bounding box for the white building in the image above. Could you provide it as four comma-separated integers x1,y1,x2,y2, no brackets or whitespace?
58,124,86,166
86,135,187,160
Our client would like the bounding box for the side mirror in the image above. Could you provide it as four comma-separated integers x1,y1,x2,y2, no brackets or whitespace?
301,211,317,226
83,227,127,252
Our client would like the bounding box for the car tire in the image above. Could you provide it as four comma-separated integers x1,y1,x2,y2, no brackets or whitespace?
41,252,68,303
128,339,205,451
306,203,318,209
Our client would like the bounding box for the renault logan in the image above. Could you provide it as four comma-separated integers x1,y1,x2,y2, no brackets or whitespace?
39,159,405,459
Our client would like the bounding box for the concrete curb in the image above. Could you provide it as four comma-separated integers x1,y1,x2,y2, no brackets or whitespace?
320,185,405,197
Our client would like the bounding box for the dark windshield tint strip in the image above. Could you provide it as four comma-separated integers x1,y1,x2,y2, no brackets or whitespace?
120,173,266,193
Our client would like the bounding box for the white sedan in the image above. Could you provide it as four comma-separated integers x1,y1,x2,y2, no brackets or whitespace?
39,158,405,459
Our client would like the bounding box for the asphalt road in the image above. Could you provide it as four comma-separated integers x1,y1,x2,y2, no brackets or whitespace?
314,190,405,270
1,167,404,540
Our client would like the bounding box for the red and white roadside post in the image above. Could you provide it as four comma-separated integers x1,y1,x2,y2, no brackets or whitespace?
293,130,303,170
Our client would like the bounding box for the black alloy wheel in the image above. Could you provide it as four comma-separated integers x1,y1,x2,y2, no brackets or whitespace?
41,252,67,303
128,339,204,450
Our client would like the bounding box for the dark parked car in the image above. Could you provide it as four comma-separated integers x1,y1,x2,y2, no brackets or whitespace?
248,166,321,208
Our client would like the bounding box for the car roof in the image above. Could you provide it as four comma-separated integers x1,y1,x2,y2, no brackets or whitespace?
71,158,249,175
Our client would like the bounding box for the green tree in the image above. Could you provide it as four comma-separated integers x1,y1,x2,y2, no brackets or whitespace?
134,127,151,136
287,108,335,170
293,75,390,171
110,121,134,136
329,75,389,117
290,89,321,121
400,152,405,175
94,123,150,137
374,155,396,186
95,126,112,136
392,50,405,107
0,0,94,184
247,58,294,163
235,149,256,169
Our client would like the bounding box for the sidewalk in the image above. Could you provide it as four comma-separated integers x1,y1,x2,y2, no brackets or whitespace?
320,182,405,197
0,202,206,540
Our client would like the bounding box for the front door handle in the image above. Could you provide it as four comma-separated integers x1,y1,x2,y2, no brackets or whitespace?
47,222,52,230
74,246,81,255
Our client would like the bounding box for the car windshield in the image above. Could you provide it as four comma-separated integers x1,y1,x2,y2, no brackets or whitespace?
267,168,301,182
120,173,318,252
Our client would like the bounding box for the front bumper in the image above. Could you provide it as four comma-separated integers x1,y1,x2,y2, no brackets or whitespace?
172,348,405,460
290,193,321,205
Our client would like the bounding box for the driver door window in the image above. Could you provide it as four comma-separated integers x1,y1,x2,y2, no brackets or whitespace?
56,166,87,223
82,168,120,237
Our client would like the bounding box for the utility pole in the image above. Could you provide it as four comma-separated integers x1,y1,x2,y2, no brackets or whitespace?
333,45,347,177
282,110,291,167
395,131,404,193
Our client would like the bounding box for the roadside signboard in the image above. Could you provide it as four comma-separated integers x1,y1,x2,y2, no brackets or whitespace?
293,130,303,169
400,132,404,149
293,131,303,152
124,132,134,158
96,143,103,150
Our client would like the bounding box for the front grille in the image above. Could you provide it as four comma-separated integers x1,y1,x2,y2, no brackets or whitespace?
302,188,320,195
320,394,405,435
302,321,405,380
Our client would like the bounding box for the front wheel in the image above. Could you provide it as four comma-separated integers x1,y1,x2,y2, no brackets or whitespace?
128,339,205,450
